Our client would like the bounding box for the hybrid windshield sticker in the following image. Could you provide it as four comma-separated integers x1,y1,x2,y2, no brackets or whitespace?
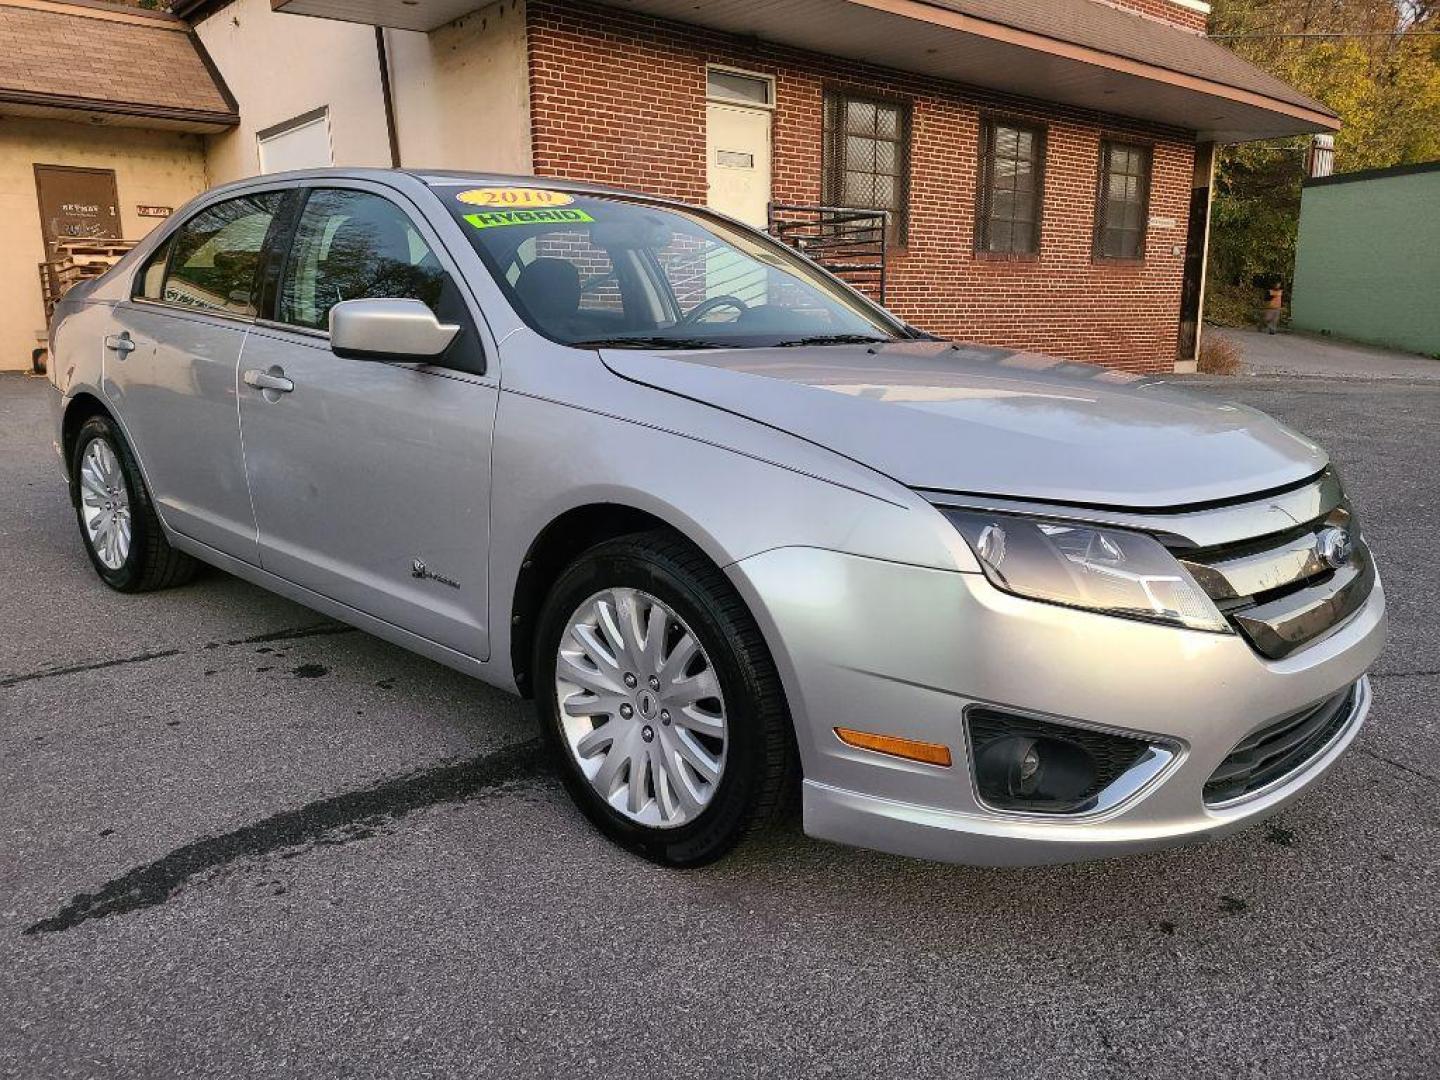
456,187,575,209
463,208,596,230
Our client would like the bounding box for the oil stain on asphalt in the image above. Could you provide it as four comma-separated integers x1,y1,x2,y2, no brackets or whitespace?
24,739,548,937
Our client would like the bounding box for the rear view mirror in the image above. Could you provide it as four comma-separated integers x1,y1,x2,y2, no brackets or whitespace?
589,217,673,251
329,298,460,362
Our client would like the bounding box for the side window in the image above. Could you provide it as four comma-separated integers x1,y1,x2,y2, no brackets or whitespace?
163,192,285,316
135,236,172,301
278,188,447,331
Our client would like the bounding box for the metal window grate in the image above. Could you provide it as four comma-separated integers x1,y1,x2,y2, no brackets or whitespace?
822,91,911,246
1095,140,1152,261
976,119,1046,256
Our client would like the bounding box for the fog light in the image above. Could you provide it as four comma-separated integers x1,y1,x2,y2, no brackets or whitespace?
972,734,1099,812
1019,744,1041,783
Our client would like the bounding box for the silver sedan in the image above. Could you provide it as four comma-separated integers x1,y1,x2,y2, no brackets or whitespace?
46,170,1386,866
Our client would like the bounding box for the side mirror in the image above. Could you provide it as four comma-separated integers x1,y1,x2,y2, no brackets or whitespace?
329,298,460,362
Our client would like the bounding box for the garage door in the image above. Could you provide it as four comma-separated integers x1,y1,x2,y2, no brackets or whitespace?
257,109,333,175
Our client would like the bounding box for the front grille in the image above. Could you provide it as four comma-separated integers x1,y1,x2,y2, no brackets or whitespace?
1204,683,1358,806
1175,475,1374,659
967,709,1151,809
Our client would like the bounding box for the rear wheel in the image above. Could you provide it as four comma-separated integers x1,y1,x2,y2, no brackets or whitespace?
533,531,793,866
71,415,196,593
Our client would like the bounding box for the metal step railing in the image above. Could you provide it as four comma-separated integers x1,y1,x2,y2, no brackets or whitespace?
767,203,889,304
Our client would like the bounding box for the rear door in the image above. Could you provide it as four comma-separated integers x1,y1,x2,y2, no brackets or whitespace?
236,182,497,660
106,189,290,561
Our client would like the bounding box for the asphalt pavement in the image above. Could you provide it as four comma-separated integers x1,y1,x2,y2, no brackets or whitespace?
2,369,1437,1079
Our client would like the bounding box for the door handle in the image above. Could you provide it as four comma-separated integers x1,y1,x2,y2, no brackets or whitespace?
104,333,135,356
243,367,294,394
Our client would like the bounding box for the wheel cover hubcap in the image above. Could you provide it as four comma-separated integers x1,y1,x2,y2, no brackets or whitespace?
555,588,728,828
79,439,131,571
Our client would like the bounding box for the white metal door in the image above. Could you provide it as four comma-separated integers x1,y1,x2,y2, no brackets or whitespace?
705,102,772,229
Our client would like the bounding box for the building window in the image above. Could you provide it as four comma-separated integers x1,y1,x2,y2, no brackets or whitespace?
706,67,773,107
976,119,1045,256
822,91,910,245
1095,140,1152,261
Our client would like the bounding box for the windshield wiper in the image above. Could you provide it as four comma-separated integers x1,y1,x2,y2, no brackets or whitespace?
772,334,897,348
568,336,726,351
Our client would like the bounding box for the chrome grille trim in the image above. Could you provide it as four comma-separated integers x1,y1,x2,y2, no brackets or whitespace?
1230,548,1375,659
1179,532,1334,602
1176,492,1372,659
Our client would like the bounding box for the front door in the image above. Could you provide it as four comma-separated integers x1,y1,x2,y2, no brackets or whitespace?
236,185,496,660
706,101,773,230
35,165,122,248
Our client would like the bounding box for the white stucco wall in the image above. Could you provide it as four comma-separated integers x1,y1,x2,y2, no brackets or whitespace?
388,0,533,175
192,0,393,184
192,0,531,185
0,118,208,369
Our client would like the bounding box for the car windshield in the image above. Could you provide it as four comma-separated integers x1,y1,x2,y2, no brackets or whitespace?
437,184,907,349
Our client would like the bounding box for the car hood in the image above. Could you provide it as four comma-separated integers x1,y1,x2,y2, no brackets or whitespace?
599,341,1327,508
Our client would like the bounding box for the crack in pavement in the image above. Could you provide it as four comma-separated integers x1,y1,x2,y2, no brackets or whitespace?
24,739,548,936
219,623,357,647
1371,668,1440,681
1359,746,1438,786
0,649,182,688
2,622,356,688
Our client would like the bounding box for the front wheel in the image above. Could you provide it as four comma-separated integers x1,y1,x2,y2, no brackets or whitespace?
533,532,794,866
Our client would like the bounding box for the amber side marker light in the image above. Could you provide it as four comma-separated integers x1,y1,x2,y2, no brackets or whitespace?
834,728,953,767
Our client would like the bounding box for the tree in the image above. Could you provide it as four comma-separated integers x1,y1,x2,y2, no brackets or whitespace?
1205,0,1440,323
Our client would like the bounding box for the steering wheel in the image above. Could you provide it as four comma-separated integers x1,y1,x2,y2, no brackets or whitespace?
680,294,749,325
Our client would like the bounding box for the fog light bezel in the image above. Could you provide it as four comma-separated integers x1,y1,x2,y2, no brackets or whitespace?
963,704,1183,819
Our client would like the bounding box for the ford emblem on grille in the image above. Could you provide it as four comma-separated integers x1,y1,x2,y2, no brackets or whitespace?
1316,527,1354,570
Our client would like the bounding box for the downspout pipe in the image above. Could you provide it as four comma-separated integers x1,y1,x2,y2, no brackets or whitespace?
375,26,402,168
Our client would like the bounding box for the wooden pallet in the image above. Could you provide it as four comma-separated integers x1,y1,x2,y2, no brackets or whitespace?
38,238,137,319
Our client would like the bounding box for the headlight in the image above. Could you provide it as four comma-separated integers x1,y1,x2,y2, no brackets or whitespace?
942,509,1229,633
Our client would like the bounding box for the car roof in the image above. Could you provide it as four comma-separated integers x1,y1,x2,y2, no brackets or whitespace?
195,167,688,213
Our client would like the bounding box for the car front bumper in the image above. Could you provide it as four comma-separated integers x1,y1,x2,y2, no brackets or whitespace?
725,547,1387,866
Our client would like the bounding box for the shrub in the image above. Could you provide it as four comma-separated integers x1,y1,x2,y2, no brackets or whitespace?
1198,332,1244,376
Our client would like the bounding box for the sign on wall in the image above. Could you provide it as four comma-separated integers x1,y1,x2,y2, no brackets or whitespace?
137,205,173,218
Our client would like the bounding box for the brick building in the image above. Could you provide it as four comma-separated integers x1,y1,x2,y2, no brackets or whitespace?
17,0,1338,374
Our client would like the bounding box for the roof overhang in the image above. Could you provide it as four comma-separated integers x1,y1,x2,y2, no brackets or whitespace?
269,0,1336,143
0,91,238,133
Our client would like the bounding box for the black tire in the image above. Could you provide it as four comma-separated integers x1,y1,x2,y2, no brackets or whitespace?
71,415,197,593
533,530,795,867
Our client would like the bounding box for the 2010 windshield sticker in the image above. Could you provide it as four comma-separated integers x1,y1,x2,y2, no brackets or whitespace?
463,208,596,230
456,187,575,208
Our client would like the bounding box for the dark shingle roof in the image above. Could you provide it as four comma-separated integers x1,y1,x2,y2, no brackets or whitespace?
0,1,237,125
919,0,1333,116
